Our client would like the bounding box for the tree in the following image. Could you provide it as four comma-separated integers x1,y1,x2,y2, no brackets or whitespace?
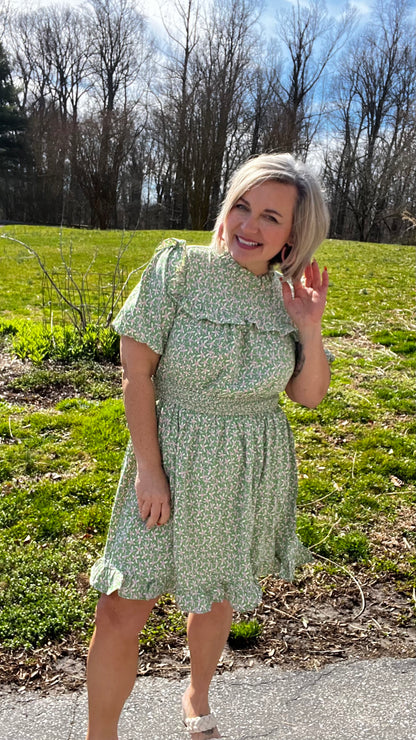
11,6,90,224
75,109,137,229
75,0,153,228
152,0,261,229
1,0,414,242
0,2,10,42
191,0,261,227
323,0,416,242
7,0,153,228
86,0,151,112
264,0,356,157
147,0,200,228
0,42,27,221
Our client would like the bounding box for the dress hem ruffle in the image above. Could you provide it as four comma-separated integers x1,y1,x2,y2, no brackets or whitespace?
89,545,314,614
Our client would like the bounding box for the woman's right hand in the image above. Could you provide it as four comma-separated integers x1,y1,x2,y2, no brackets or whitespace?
135,467,171,529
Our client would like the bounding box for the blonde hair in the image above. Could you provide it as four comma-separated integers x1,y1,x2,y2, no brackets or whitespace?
211,153,329,281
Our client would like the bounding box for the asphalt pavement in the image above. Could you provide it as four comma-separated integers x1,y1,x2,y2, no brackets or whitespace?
0,657,415,740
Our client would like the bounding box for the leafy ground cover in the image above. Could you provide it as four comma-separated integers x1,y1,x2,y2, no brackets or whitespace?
0,227,415,692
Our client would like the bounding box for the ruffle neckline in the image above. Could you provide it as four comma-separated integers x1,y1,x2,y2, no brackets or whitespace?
217,248,276,283
180,245,295,335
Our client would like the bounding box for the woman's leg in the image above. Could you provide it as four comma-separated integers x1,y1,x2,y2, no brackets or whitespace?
183,600,233,738
86,591,158,740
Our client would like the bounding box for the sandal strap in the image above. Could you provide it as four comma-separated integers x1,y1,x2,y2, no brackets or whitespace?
183,712,218,733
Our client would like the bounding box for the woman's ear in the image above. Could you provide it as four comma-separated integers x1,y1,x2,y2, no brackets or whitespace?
218,223,224,242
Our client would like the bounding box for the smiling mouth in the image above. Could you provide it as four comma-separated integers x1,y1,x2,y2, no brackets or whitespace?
236,235,261,250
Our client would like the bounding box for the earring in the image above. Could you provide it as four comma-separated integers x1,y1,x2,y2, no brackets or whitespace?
277,243,293,263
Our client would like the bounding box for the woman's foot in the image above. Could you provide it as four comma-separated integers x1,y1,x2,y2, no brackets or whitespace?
182,689,221,739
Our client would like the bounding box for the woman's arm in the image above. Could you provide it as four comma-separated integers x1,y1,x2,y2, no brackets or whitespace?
120,335,171,528
285,326,330,408
282,260,331,409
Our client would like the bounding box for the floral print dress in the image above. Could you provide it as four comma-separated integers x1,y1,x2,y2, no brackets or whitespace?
90,239,313,613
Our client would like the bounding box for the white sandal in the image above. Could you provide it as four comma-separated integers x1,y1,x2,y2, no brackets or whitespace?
182,710,219,736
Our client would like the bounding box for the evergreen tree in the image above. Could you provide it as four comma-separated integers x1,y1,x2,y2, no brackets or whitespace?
0,42,27,220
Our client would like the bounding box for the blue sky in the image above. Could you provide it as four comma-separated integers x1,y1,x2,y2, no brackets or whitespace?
139,0,373,51
7,0,373,25
137,0,372,32
259,0,371,37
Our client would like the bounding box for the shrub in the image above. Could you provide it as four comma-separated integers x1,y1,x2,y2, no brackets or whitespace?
6,320,120,364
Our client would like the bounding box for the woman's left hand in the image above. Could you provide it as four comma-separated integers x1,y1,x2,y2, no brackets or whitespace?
281,260,328,332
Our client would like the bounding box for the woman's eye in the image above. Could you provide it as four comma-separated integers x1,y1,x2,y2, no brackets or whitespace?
235,202,248,211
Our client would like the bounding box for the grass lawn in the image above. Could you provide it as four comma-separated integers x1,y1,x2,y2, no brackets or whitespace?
0,227,212,322
0,226,415,687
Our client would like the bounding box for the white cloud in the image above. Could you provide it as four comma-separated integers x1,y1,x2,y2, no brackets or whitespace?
266,0,371,18
347,0,372,15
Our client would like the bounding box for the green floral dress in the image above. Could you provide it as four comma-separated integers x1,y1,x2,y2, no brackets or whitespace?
90,239,313,613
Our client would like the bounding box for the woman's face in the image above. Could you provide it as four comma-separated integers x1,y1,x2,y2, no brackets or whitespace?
221,180,297,276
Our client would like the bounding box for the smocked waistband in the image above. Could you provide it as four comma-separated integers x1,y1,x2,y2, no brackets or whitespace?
156,390,282,417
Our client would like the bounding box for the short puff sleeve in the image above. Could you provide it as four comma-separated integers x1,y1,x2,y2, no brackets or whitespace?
112,239,187,355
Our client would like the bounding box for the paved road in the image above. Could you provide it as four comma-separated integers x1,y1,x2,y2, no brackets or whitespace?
0,657,415,740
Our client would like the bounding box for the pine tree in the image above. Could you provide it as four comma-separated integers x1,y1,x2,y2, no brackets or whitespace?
0,42,26,220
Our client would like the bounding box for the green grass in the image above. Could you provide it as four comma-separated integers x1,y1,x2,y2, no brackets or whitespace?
317,239,415,338
0,227,212,321
0,397,127,647
0,227,415,651
285,328,415,567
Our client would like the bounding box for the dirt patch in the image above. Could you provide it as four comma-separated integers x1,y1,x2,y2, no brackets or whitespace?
0,349,121,408
0,352,29,398
0,352,76,408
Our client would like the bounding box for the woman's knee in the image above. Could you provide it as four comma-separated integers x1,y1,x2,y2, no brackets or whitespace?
208,599,233,617
188,600,233,625
94,591,158,636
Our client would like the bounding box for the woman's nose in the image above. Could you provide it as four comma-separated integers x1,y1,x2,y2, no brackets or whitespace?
241,213,258,234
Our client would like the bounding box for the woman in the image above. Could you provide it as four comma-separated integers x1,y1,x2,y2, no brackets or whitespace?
87,152,331,740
